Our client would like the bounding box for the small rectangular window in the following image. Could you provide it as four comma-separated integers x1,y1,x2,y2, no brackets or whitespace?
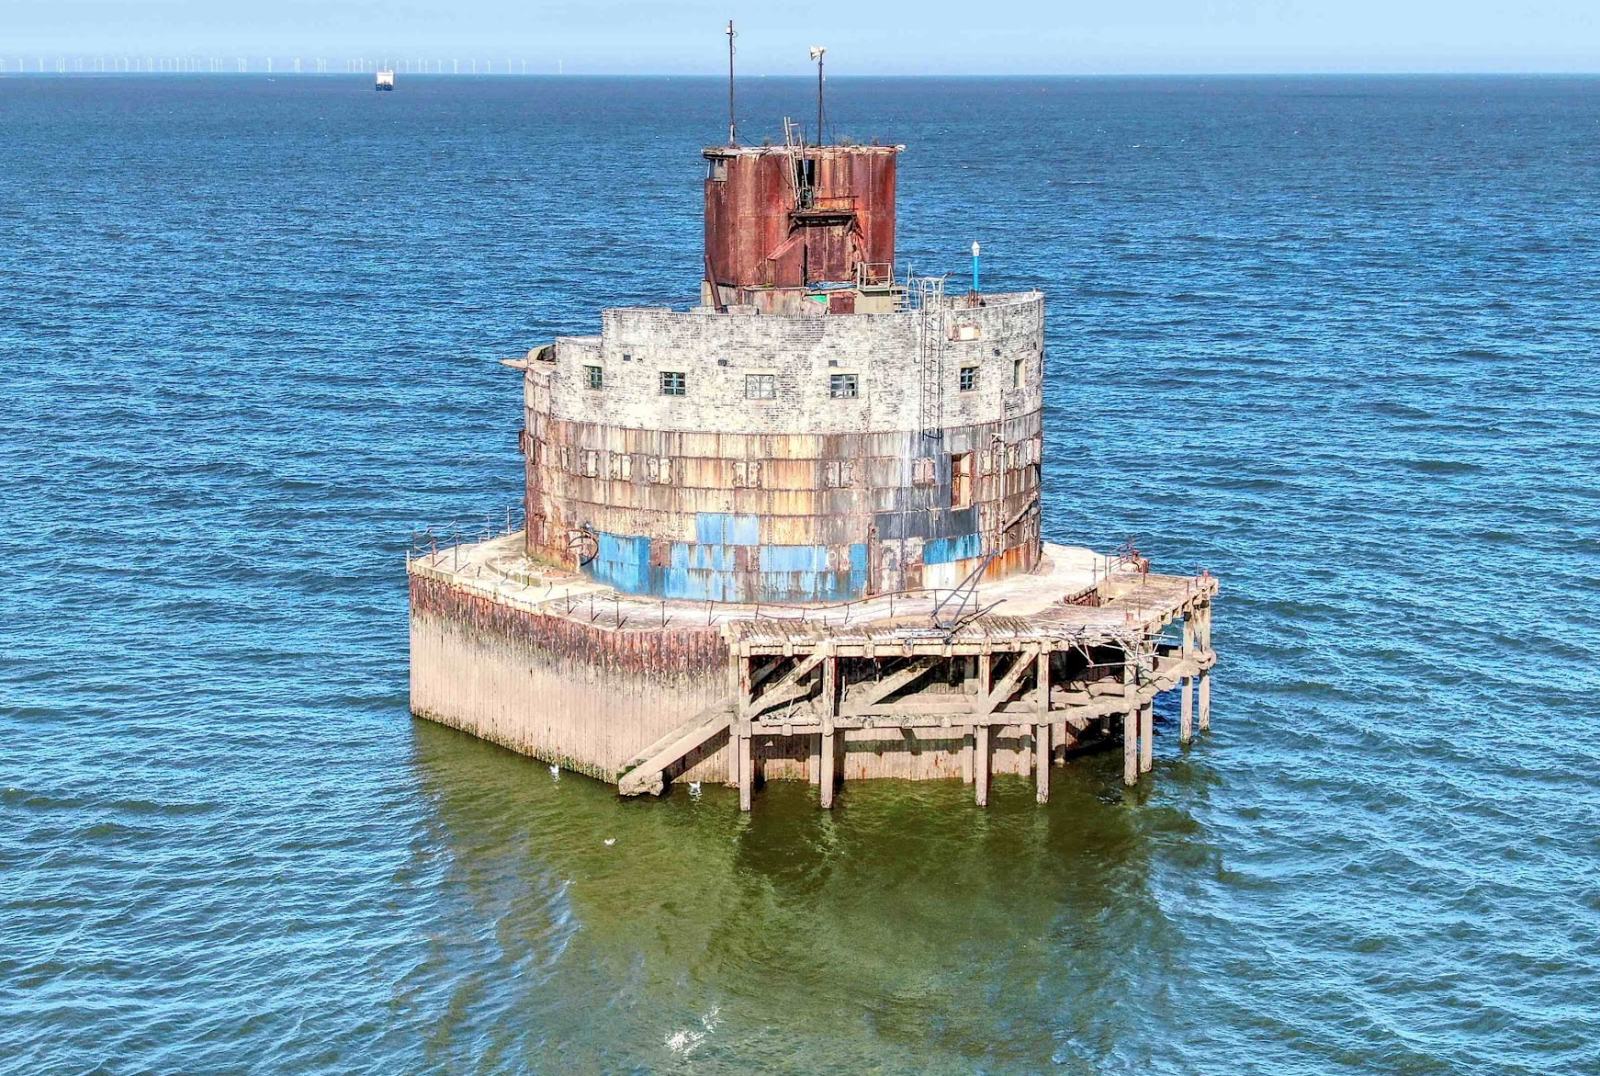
829,373,858,399
951,452,973,508
959,366,978,392
733,460,763,488
584,365,604,390
660,371,686,396
1012,357,1023,388
745,373,776,399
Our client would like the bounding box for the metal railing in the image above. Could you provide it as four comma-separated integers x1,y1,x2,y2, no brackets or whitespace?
406,505,525,568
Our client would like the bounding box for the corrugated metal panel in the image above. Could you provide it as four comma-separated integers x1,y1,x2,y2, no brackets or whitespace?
703,146,898,292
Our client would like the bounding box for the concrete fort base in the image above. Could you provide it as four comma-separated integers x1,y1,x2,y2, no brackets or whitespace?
407,531,1216,800
409,572,730,785
407,539,1051,789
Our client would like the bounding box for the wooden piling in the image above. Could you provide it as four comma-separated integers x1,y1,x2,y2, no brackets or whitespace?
975,725,990,806
1139,702,1153,774
1122,652,1138,787
1036,648,1051,718
1198,603,1212,731
1180,613,1194,744
820,647,838,808
1180,679,1194,743
961,729,974,784
1035,722,1050,803
820,724,835,809
737,727,752,812
727,650,742,786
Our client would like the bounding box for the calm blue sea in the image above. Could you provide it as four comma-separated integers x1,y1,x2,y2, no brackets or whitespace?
2,74,1598,1075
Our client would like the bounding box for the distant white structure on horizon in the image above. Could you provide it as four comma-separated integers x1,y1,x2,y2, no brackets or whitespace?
375,68,394,91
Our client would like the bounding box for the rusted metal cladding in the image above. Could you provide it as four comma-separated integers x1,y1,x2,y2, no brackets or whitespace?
520,292,1047,604
524,417,1041,603
704,146,898,290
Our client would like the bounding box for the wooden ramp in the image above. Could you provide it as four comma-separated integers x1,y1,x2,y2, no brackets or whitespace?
617,701,735,796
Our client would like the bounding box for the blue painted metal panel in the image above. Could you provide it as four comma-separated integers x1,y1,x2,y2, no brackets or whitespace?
848,543,869,595
727,514,760,546
591,532,651,593
695,512,761,546
592,529,872,604
760,545,830,573
925,531,983,566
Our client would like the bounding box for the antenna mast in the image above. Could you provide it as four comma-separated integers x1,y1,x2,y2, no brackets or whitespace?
808,46,827,147
726,21,737,147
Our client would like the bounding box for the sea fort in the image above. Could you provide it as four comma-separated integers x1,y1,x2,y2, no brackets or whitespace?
408,97,1218,810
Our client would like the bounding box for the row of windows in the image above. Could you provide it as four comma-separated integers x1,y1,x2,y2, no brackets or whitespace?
580,361,1028,397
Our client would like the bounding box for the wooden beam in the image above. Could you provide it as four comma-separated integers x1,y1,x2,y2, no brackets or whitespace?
823,699,1123,727
856,657,940,707
617,701,735,796
979,646,1038,716
746,649,828,719
748,655,785,694
961,728,974,784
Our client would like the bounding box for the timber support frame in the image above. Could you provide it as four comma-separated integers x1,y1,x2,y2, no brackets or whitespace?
707,575,1218,810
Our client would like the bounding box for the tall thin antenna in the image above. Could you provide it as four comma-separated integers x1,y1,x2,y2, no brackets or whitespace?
808,46,827,147
726,21,737,147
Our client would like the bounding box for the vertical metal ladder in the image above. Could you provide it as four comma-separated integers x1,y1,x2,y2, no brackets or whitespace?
912,275,947,439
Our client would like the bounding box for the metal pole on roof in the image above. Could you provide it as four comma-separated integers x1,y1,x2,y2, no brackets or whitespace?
809,46,826,147
726,21,737,146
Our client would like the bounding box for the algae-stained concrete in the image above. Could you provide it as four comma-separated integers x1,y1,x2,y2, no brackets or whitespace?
406,532,1211,791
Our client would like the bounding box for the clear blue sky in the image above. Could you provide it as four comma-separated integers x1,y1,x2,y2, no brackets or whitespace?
8,0,1599,74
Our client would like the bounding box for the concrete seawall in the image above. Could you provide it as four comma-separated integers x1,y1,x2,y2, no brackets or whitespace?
409,573,730,783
